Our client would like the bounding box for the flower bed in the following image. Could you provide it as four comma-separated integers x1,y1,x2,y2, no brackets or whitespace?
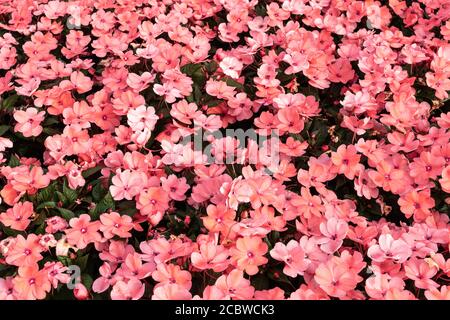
0,0,450,300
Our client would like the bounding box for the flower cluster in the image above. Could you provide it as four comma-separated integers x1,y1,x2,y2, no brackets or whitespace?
0,0,450,300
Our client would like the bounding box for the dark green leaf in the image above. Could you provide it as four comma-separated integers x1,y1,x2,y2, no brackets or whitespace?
90,192,115,219
75,254,89,271
8,154,20,167
57,207,76,220
0,125,10,136
82,165,103,179
36,201,57,211
63,181,78,204
1,95,19,112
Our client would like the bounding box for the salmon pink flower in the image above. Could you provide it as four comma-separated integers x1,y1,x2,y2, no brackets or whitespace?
367,234,412,263
13,108,45,137
99,211,134,239
65,214,102,249
5,234,44,266
0,277,17,300
331,145,362,180
13,265,51,300
0,201,34,231
152,283,192,300
314,259,363,298
214,269,255,300
230,236,268,275
110,170,147,201
111,279,145,300
317,218,349,254
270,240,309,277
152,263,191,290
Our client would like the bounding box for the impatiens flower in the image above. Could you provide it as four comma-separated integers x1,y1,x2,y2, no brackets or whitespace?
220,57,243,79
404,259,439,290
152,263,192,290
398,190,435,220
137,187,170,226
314,259,362,298
0,201,34,231
317,218,348,254
161,175,189,201
202,204,236,234
13,265,51,300
425,286,450,300
230,236,268,275
5,234,44,266
13,108,45,137
0,277,17,300
331,145,362,180
191,240,229,272
127,105,159,132
99,211,134,239
214,269,255,300
120,252,155,280
270,240,309,277
367,234,412,263
65,214,102,249
70,71,93,94
110,170,147,201
111,279,145,300
152,283,192,300
45,216,68,233
0,0,449,302
440,166,450,193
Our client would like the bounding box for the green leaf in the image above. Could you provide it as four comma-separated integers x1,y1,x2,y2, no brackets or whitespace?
82,165,103,179
36,183,57,203
57,207,76,220
0,95,19,112
42,116,60,126
82,274,94,290
90,192,115,219
224,77,244,90
8,154,20,167
63,180,78,204
0,125,10,136
92,181,107,202
57,256,72,267
36,201,57,211
74,254,89,271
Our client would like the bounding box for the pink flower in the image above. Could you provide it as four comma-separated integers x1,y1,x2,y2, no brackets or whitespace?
404,258,439,290
0,277,17,300
13,265,51,300
111,279,145,300
230,236,268,275
152,283,192,300
220,57,243,79
214,269,255,300
152,263,191,290
99,211,134,239
314,259,362,298
13,108,45,137
45,216,68,233
0,201,34,231
127,105,158,132
161,174,189,201
65,214,102,249
5,234,44,266
367,234,412,263
331,145,362,180
270,240,309,277
317,217,348,254
110,170,147,201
